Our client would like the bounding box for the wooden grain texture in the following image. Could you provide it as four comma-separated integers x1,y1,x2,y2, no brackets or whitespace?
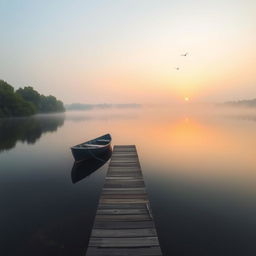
91,228,156,237
98,203,147,209
86,145,162,256
95,214,152,221
86,247,162,256
93,221,155,229
89,237,159,247
96,208,148,215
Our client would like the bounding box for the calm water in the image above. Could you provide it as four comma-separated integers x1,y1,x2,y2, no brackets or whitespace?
1,107,256,256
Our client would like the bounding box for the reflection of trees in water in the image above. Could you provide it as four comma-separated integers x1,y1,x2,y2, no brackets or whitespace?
0,114,65,151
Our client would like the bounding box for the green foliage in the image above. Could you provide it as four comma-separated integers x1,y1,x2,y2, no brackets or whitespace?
16,86,40,110
0,79,65,118
0,80,36,117
39,95,65,113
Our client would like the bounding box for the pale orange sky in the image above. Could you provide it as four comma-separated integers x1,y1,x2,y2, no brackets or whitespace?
1,0,256,104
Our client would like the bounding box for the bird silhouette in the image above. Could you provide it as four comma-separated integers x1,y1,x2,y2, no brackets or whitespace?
174,67,180,71
181,52,188,57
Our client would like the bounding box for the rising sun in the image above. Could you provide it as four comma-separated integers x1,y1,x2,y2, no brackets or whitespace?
184,97,190,101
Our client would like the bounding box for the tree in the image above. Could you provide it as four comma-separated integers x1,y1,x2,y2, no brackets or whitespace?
38,95,65,113
16,86,41,111
0,80,36,117
0,80,65,117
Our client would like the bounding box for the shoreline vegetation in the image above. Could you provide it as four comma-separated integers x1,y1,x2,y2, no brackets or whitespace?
0,80,65,118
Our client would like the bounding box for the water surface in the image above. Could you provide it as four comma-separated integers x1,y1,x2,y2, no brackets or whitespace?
1,107,256,256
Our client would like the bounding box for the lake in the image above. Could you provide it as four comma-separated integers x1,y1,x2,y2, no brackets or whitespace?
1,106,256,256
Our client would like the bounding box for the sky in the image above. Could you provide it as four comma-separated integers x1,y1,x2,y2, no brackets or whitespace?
1,0,256,104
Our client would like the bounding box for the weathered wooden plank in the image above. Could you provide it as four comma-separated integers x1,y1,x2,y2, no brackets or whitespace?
110,163,139,165
98,203,153,213
102,190,146,195
112,151,137,153
110,157,138,159
110,161,138,163
108,171,141,175
112,147,136,149
107,174,142,178
105,177,143,180
91,228,157,238
103,183,145,187
110,162,138,164
113,150,136,152
93,220,155,229
114,148,136,150
110,163,140,165
112,155,137,157
112,150,136,152
97,208,148,215
111,155,137,157
110,159,138,161
106,173,142,177
114,147,136,149
98,203,147,209
104,180,144,184
88,237,159,247
111,156,138,158
104,180,145,185
107,174,143,178
109,166,139,169
108,170,141,173
109,167,140,170
86,247,162,256
101,194,148,199
95,214,152,221
103,184,145,189
114,145,135,147
100,198,149,204
108,166,140,170
108,170,142,175
104,181,145,188
102,187,145,191
110,163,138,165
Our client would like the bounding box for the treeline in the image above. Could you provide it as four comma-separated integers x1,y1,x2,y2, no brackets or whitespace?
0,80,65,118
224,98,256,108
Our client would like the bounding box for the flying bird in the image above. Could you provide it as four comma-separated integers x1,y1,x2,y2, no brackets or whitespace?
181,52,188,57
174,67,180,70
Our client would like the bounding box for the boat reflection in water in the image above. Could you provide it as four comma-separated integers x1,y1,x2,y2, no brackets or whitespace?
71,147,112,183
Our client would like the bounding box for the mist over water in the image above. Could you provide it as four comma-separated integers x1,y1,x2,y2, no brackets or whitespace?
1,105,256,256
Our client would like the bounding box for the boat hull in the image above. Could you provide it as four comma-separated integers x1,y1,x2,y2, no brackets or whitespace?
71,144,111,162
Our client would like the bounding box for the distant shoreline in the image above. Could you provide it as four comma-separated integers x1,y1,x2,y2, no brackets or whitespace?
223,98,256,108
65,103,141,111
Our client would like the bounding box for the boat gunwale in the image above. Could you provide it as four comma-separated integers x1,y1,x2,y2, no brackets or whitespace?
71,134,112,150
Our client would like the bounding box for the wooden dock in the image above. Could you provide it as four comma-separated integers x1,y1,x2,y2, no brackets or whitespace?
86,145,162,256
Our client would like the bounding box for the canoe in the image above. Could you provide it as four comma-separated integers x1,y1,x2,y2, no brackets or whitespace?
71,134,112,162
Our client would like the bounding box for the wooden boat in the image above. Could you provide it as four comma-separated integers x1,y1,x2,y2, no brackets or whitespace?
71,134,112,162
